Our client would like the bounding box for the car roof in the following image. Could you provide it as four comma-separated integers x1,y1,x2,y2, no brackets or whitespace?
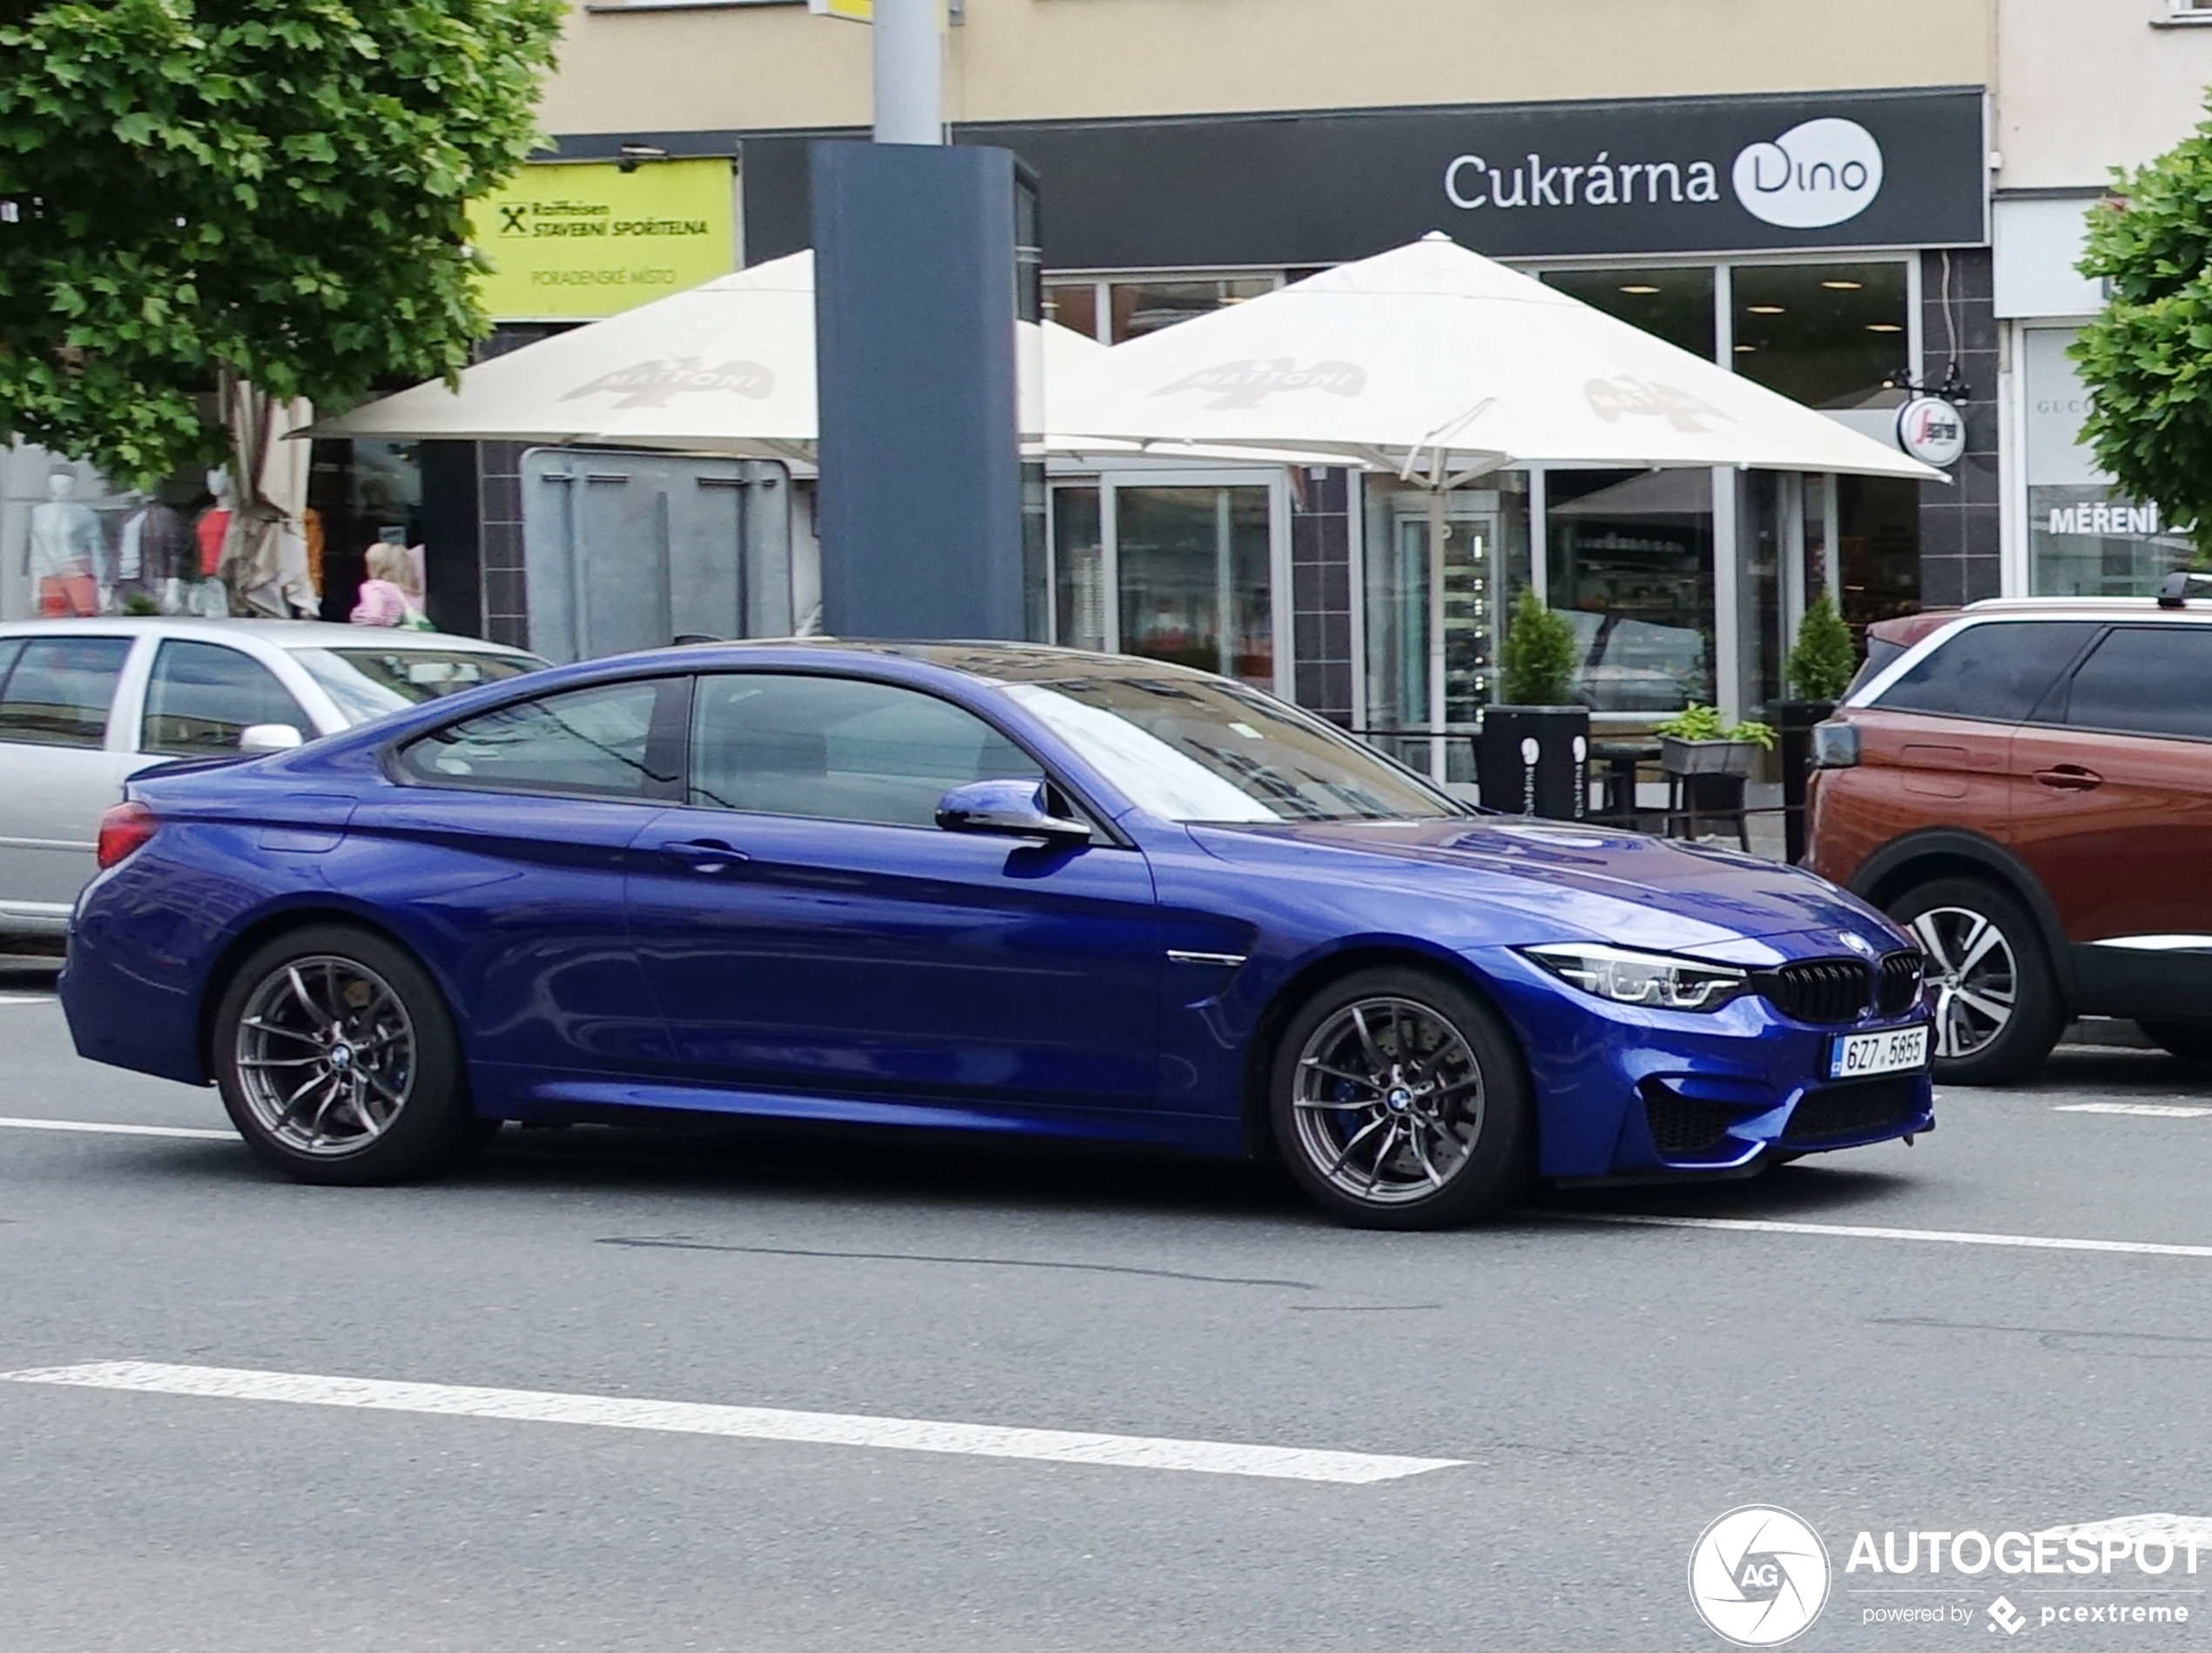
644,636,1234,687
1867,596,2212,649
0,617,538,655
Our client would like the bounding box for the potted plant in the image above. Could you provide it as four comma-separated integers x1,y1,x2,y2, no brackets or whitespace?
1655,705,1775,844
1777,591,1857,861
1479,589,1590,819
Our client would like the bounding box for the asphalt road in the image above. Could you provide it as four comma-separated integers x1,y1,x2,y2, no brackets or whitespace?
4,956,2210,1653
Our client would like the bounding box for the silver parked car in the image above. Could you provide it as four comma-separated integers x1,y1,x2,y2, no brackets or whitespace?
0,618,545,941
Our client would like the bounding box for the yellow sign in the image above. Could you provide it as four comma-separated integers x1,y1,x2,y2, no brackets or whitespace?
469,159,737,321
807,0,873,17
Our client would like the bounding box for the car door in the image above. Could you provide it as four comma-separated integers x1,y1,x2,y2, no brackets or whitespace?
0,632,147,928
2006,623,2212,1015
138,638,314,756
625,670,1162,1117
354,674,690,1088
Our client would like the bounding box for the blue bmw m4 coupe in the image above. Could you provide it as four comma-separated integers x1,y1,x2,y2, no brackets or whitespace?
60,640,1933,1228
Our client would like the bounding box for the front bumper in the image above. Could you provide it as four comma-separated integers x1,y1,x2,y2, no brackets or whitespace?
1476,948,1935,1178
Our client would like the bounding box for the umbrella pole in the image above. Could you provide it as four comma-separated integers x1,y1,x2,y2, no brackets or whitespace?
1426,481,1448,785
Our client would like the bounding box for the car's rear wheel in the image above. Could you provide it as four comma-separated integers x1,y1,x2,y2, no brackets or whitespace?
2136,1021,2212,1063
213,925,480,1185
1269,967,1532,1230
1886,878,2061,1085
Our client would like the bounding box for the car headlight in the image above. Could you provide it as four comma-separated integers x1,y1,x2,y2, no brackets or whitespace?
1521,943,1747,1011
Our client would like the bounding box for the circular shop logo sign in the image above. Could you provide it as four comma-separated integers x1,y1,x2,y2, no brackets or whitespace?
1897,395,1968,468
1689,1505,1831,1646
1732,118,1885,230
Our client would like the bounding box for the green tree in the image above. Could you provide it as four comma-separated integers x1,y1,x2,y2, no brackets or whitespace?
0,0,563,488
1499,587,1581,706
1784,590,1856,701
2073,119,2212,562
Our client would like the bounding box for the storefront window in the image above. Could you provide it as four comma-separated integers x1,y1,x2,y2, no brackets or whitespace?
2022,327,2189,595
1044,280,1098,341
1109,278,1278,343
1545,469,1715,712
1539,267,1716,359
1730,262,1910,409
1836,476,1922,638
1051,484,1107,651
1116,485,1272,686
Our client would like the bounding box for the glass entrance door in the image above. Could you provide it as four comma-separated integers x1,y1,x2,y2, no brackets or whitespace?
1366,503,1500,779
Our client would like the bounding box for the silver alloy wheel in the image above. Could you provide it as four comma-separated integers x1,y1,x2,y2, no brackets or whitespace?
233,955,416,1156
1906,906,2018,1060
1290,996,1486,1206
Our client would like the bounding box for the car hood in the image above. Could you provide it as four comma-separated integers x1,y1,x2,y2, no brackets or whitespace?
1185,817,1905,961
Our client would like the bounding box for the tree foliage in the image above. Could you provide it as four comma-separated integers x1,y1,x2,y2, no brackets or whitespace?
0,0,563,485
2073,118,2212,562
1499,587,1581,707
1784,590,1856,702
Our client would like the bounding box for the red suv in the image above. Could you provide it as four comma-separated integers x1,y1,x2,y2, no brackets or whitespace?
1806,595,2212,1083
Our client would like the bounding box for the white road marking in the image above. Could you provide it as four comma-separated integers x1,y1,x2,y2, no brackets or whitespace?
2038,1513,2212,1549
0,1360,1462,1485
0,1116,233,1142
1557,1211,2212,1259
2055,1102,2212,1118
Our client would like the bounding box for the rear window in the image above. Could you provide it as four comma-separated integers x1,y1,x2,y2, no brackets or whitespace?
1874,621,2096,724
2058,627,2212,741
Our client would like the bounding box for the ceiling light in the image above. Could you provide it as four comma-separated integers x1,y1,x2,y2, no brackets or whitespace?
1745,305,1786,315
1865,323,1905,334
1822,280,1865,291
1734,344,1757,353
1618,284,1662,295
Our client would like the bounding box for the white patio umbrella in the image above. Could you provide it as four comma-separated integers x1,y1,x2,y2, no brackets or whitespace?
1046,232,1942,747
308,252,1152,468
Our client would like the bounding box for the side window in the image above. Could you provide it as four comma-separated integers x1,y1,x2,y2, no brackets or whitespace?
396,678,681,800
2059,627,2212,740
141,641,309,755
1875,621,2096,723
690,673,1041,827
0,636,133,749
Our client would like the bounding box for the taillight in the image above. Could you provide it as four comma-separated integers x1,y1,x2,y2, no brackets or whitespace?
96,801,159,869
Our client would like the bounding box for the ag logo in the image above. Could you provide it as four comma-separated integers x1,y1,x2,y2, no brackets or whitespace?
1689,1505,1831,1646
562,357,777,409
1153,358,1366,412
1732,118,1884,230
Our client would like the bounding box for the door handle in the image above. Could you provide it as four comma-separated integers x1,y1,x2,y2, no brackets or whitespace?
2034,766,2102,792
656,837,750,871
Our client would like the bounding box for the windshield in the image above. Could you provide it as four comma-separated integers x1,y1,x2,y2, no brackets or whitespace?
1003,675,1456,823
290,646,545,725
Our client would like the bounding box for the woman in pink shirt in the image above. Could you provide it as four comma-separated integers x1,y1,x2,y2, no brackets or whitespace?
349,543,428,628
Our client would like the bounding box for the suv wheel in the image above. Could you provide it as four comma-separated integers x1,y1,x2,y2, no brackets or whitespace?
1887,879,2062,1085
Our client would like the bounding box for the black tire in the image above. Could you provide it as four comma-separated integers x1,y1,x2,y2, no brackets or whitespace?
2137,1021,2212,1063
212,923,480,1185
1269,966,1533,1231
1886,878,2063,1085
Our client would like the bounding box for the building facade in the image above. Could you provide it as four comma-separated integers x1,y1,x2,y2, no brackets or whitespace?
1993,0,2212,597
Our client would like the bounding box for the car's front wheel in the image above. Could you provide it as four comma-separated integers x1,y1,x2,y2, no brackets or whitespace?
1887,878,2061,1085
1269,967,1532,1230
213,924,480,1185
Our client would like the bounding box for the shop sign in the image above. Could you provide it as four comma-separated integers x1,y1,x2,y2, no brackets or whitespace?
469,159,736,321
1897,396,1967,468
881,86,1989,272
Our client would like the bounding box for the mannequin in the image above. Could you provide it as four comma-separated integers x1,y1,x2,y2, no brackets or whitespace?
118,489,194,612
190,466,233,617
28,472,105,617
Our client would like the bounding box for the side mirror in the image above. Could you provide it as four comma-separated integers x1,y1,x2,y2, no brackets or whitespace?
935,778,1092,845
1810,719,1860,770
239,723,306,755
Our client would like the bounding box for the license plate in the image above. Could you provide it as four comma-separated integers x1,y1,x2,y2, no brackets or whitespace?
1827,1025,1930,1080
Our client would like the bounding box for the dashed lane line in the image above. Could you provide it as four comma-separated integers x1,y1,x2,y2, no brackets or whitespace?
0,1360,1462,1485
0,1116,233,1142
2055,1102,2212,1118
1554,1211,2212,1259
